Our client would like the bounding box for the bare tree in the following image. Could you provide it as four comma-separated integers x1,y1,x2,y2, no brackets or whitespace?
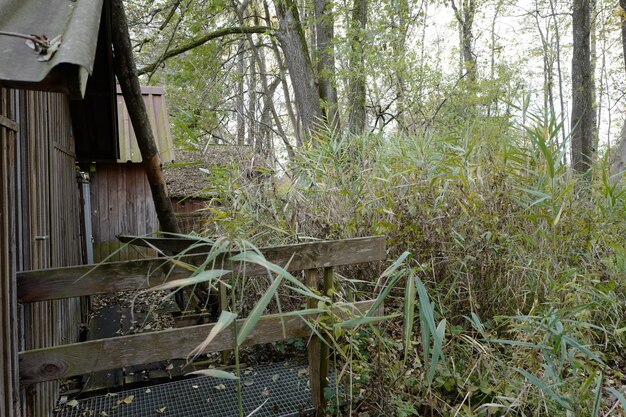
274,0,323,142
348,0,368,134
571,0,594,176
451,0,477,82
314,0,340,130
610,0,626,179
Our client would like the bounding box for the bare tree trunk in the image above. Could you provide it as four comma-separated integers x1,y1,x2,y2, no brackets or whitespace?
314,0,340,130
348,0,367,134
236,41,246,145
247,38,258,147
233,0,296,159
274,0,323,142
609,0,626,178
111,0,180,233
488,0,502,116
262,0,301,147
549,0,567,154
533,0,551,119
392,0,409,130
571,0,594,177
590,0,599,153
451,0,477,82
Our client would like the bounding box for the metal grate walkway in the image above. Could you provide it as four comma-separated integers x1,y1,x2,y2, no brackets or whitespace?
54,362,340,417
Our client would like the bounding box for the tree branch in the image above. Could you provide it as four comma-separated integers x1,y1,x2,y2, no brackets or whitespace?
138,25,271,75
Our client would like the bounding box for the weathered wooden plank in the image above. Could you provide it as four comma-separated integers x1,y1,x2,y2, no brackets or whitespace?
0,113,18,131
320,267,333,408
18,236,386,302
0,88,20,417
305,269,322,409
19,300,377,385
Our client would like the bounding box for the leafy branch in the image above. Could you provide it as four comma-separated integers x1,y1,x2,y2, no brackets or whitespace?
137,25,271,75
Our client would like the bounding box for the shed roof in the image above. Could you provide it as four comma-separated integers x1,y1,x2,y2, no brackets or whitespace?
116,86,175,164
164,146,264,198
0,0,104,98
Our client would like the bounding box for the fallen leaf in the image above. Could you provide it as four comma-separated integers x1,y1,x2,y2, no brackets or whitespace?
156,407,167,414
67,399,79,408
100,412,109,416
261,387,270,397
165,364,174,371
214,384,226,391
243,379,254,387
187,369,238,380
272,374,280,382
122,395,134,404
191,385,199,389
145,389,152,394
298,369,308,376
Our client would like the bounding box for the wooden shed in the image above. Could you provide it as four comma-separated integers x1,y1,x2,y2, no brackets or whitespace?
163,145,269,234
85,86,175,262
0,1,118,415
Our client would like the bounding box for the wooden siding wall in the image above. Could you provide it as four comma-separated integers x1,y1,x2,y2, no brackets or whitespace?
116,86,174,164
0,88,20,417
89,163,158,262
0,89,84,417
172,198,210,234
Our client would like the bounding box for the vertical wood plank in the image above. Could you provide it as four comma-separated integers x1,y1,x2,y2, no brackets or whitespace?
305,268,322,410
0,87,20,417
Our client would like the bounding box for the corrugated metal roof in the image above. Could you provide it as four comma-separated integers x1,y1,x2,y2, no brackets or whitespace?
116,86,175,163
0,0,104,98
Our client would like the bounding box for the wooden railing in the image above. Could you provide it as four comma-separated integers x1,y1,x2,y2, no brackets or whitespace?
17,236,386,410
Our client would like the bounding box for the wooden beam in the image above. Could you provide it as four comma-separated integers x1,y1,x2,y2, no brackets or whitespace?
19,300,377,385
0,114,18,131
18,236,385,302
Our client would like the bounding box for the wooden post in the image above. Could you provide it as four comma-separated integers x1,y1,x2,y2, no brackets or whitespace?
305,269,322,410
319,266,333,409
219,282,229,363
110,0,180,234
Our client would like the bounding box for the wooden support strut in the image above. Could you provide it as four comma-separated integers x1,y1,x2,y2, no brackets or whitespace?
110,0,180,234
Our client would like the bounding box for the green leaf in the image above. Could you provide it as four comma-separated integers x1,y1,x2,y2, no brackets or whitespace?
188,310,237,362
146,269,231,292
608,387,626,412
236,274,283,346
427,319,446,386
230,252,313,296
515,368,573,411
403,272,417,365
488,339,549,349
367,252,410,317
334,314,397,329
592,372,603,417
561,335,604,365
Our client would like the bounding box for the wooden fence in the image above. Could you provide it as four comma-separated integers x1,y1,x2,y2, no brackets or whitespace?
17,236,386,410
